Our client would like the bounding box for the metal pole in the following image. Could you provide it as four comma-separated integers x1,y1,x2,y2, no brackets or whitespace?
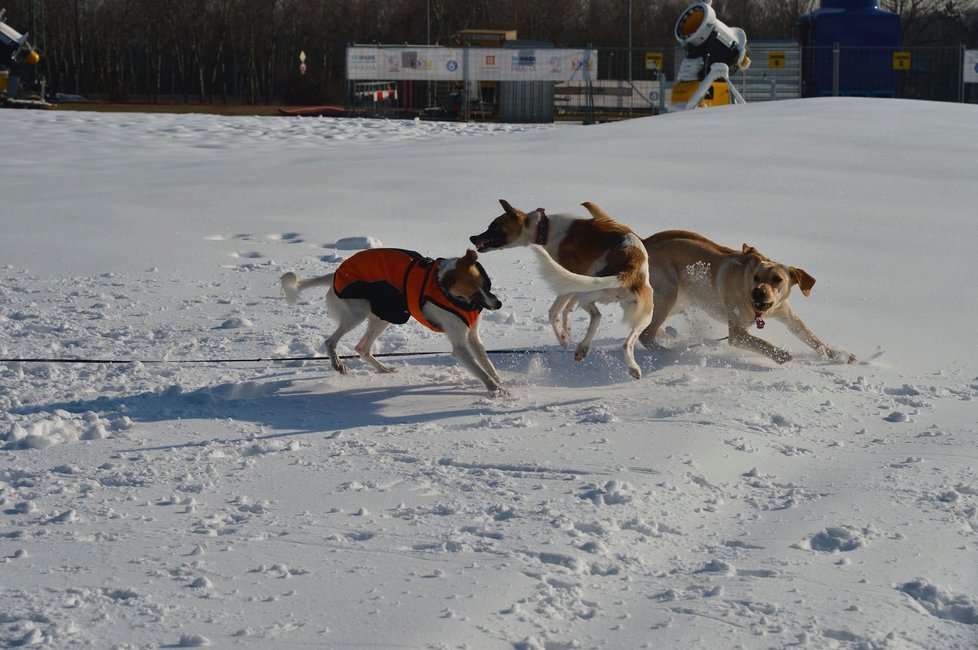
628,0,633,113
832,42,840,97
462,47,470,121
960,43,965,104
426,0,433,110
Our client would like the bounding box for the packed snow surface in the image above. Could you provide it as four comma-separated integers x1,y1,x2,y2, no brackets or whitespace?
1,100,977,648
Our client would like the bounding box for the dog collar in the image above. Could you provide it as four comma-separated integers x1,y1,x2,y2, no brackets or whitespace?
534,209,549,246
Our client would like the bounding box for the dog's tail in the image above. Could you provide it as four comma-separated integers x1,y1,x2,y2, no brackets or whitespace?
280,272,334,305
529,244,624,295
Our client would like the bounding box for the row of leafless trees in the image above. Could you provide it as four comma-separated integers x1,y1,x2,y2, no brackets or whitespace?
6,0,977,104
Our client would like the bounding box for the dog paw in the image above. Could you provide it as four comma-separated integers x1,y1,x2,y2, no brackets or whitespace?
574,345,589,362
628,366,642,380
488,385,510,397
638,334,660,349
333,362,349,375
824,347,856,364
772,348,792,364
551,327,570,348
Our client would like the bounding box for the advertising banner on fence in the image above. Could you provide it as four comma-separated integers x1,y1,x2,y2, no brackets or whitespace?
965,50,978,84
347,46,596,82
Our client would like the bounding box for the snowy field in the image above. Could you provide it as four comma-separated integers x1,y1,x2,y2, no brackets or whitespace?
1,98,977,649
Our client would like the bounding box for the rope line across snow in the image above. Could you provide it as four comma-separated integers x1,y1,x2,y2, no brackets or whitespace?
0,348,551,366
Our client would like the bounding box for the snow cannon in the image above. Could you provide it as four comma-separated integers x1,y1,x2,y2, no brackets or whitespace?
1,10,43,106
0,14,40,68
670,0,749,110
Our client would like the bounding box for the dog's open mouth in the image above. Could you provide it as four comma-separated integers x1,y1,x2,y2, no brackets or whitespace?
469,233,503,252
752,301,773,314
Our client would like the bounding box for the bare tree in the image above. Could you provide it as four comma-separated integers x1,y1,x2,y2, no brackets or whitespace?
12,0,975,104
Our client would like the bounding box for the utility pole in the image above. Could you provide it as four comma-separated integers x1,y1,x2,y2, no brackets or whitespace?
627,0,633,113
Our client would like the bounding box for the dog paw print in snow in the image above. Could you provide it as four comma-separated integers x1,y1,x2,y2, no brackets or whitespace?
795,525,879,552
217,316,253,329
578,480,632,506
695,558,737,577
575,404,617,424
176,633,211,647
883,410,912,423
898,578,978,625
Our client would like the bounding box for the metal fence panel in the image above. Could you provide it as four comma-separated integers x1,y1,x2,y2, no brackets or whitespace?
499,81,555,123
345,43,977,122
733,41,801,102
801,45,967,101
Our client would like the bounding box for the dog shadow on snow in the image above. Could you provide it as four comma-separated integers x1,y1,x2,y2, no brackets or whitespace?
2,351,605,450
8,340,771,452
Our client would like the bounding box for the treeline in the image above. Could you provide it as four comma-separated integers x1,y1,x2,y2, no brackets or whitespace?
6,0,977,104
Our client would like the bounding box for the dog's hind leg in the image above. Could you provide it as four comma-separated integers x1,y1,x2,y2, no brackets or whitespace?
622,286,655,379
355,315,397,373
639,283,677,350
325,326,357,374
548,294,576,348
325,296,370,374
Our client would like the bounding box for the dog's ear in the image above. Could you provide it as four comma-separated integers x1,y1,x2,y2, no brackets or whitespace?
789,267,816,296
462,249,479,265
499,199,517,215
742,244,768,261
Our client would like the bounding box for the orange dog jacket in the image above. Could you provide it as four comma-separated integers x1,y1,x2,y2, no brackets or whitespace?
333,248,481,332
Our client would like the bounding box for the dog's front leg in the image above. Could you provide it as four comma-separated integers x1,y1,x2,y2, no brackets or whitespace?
548,294,576,348
728,324,792,364
467,321,502,385
574,301,602,362
776,309,856,364
441,318,505,393
560,298,577,346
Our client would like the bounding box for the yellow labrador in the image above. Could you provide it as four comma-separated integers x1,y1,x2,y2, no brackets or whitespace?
639,230,854,364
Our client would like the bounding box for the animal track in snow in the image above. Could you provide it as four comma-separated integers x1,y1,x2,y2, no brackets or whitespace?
795,525,880,553
898,579,978,624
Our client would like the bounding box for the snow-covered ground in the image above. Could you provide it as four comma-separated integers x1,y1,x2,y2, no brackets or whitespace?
1,99,976,649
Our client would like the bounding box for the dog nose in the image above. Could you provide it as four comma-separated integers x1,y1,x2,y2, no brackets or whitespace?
752,287,767,301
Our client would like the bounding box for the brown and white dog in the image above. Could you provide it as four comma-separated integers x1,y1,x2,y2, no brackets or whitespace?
470,199,654,379
280,248,506,393
639,230,854,364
